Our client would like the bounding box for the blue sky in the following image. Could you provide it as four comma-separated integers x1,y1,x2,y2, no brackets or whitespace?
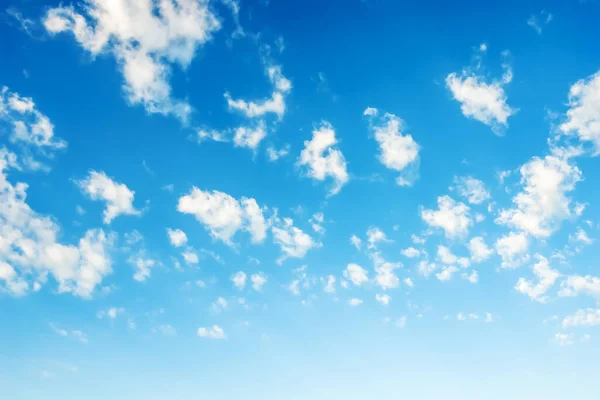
1,0,600,398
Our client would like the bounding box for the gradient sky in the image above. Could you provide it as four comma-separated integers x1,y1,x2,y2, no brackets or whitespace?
1,0,600,399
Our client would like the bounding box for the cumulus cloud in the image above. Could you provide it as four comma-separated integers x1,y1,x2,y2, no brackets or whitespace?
43,0,221,122
559,70,600,154
366,227,391,249
453,176,490,204
250,273,267,291
436,266,459,281
559,275,600,299
467,236,493,263
375,293,391,305
197,325,226,339
446,51,516,134
496,153,582,238
0,86,67,170
297,122,349,196
364,109,420,186
177,189,267,246
515,255,560,303
437,245,470,268
0,151,114,298
271,217,317,264
231,271,247,290
350,234,362,250
344,263,369,286
401,247,421,258
553,332,574,347
562,309,600,328
495,231,529,269
181,249,199,265
348,298,363,306
76,171,141,224
128,251,157,282
371,252,401,290
421,196,473,239
166,228,188,247
232,121,267,150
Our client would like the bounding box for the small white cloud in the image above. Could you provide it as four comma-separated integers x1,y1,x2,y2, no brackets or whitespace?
553,332,574,347
97,307,124,320
437,245,470,268
467,236,493,263
453,176,490,204
233,121,267,150
401,247,421,258
166,228,188,248
436,266,459,282
462,270,479,284
344,263,369,286
271,217,317,264
182,250,199,265
375,293,391,305
76,171,141,224
350,234,362,250
495,232,529,269
154,324,177,336
348,298,363,306
250,273,267,291
421,196,473,239
515,255,560,303
366,227,391,249
365,109,420,186
197,325,226,340
527,10,553,35
323,275,336,293
297,122,349,196
128,251,156,282
559,275,600,299
266,145,290,161
562,309,600,328
231,271,247,290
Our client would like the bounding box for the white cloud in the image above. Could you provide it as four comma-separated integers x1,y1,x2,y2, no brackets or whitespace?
232,121,267,150
527,10,553,35
177,189,267,246
559,275,600,299
467,236,493,263
231,271,247,290
462,270,479,284
401,247,421,258
371,252,401,290
0,86,67,169
485,313,494,323
365,109,420,186
417,259,437,277
553,332,574,347
348,298,363,306
421,196,473,239
437,245,470,268
366,227,391,249
396,316,407,328
403,277,414,287
453,176,490,204
457,313,466,321
250,273,267,291
560,71,600,154
343,263,369,286
166,228,187,247
496,153,582,238
323,275,336,293
515,255,560,303
225,73,288,119
76,171,141,224
210,297,228,313
571,228,593,245
495,231,529,269
271,217,317,264
375,293,391,305
0,152,114,298
436,266,459,282
562,309,600,328
97,307,124,319
154,324,176,336
350,234,362,250
181,249,199,265
49,323,88,344
411,234,426,245
446,63,516,133
43,0,220,121
297,122,349,196
288,280,301,296
128,251,156,282
266,145,290,161
309,212,325,234
197,325,226,340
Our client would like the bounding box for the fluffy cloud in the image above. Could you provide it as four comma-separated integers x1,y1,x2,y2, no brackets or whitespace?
344,263,369,286
364,109,420,186
453,176,490,204
97,307,124,319
350,234,362,250
231,271,247,290
495,231,529,269
232,121,267,150
0,151,114,297
401,247,421,258
417,259,437,277
128,251,156,282
559,275,600,299
553,333,574,347
197,325,226,339
562,309,600,328
515,255,560,303
421,196,473,239
271,217,317,264
250,273,267,291
371,252,401,290
181,249,199,265
0,86,66,170
496,153,582,238
375,293,391,305
323,275,336,293
467,237,493,263
445,59,516,133
348,298,363,306
462,270,479,284
76,171,141,224
44,0,221,121
297,122,349,196
166,228,188,247
366,227,391,249
559,70,600,154
437,245,470,268
177,189,267,246
436,266,459,281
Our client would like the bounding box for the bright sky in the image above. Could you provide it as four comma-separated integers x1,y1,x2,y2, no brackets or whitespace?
1,0,600,399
